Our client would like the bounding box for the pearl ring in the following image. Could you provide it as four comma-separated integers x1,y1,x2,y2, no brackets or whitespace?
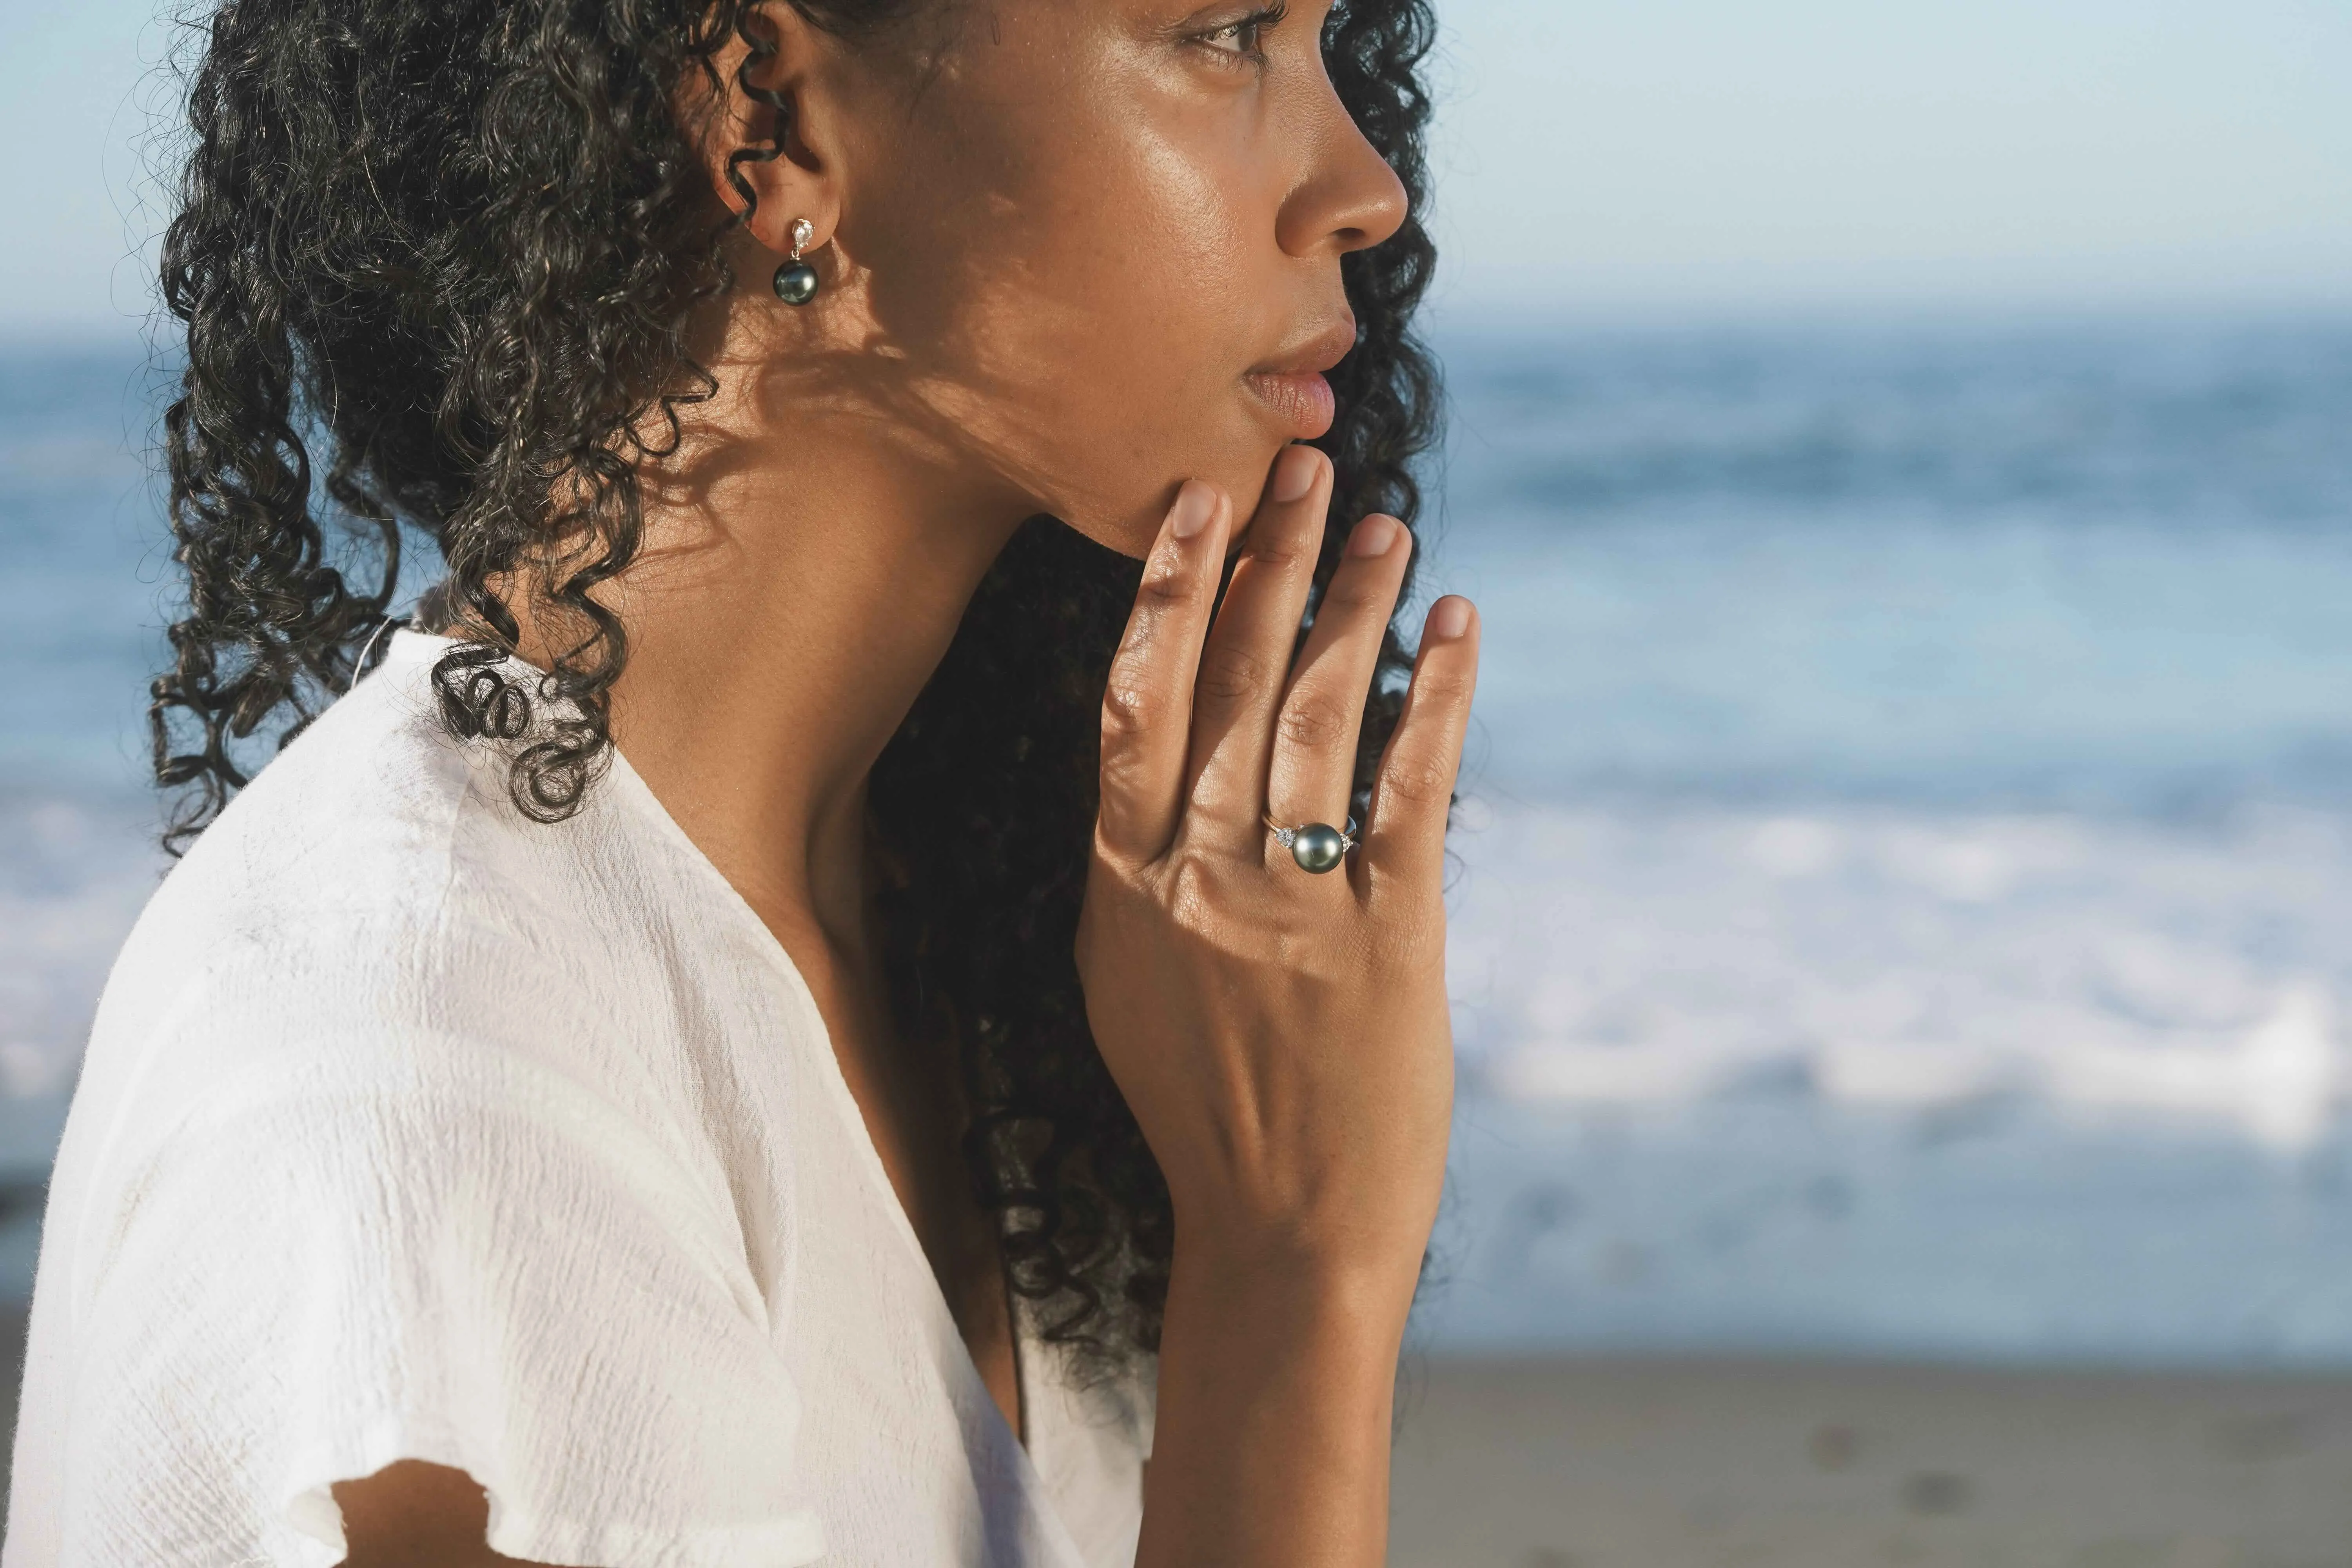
1265,812,1359,875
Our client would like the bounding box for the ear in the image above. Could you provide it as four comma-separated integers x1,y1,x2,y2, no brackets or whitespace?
693,1,845,262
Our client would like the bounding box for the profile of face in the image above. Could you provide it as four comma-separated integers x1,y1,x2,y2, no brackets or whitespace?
708,0,1411,557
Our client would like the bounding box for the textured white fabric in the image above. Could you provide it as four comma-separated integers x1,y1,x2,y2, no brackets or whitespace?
5,629,1151,1568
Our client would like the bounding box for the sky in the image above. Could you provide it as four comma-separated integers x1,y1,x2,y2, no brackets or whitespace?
2,0,2348,341
1424,0,2352,320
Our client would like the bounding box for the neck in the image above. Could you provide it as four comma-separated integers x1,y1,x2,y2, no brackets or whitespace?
577,354,1034,957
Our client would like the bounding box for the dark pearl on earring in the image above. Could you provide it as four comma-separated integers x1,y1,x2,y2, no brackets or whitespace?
772,260,819,306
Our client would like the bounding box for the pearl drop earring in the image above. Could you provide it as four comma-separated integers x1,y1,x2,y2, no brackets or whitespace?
771,218,819,306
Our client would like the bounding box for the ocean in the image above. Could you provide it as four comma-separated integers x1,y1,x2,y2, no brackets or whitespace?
6,319,2352,1364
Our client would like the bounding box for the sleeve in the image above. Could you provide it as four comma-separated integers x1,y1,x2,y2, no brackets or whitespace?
56,1054,826,1568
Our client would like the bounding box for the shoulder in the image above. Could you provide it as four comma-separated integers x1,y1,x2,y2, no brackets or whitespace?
18,638,828,1566
151,629,648,943
65,631,728,1234
113,629,486,1022
99,631,656,1060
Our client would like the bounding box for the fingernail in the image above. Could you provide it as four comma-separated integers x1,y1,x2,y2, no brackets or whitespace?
1347,514,1400,558
1429,596,1472,639
1269,445,1321,504
1171,481,1218,539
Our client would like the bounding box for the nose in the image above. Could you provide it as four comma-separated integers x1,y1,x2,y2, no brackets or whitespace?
1275,75,1412,261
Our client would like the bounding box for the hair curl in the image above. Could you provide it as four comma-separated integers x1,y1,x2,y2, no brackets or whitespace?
154,0,1443,1365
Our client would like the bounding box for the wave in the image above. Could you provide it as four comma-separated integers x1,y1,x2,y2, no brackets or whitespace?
1450,798,2352,1151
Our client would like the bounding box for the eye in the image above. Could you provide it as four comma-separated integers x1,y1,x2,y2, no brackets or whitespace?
1189,3,1287,67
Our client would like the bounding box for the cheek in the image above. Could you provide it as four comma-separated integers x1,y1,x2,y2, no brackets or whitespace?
1012,159,1282,549
862,82,1288,556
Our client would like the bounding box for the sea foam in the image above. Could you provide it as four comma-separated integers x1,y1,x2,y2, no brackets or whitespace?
1451,799,2352,1151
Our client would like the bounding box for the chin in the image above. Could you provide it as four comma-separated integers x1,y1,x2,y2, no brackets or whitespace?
1105,463,1276,560
1037,416,1291,562
1082,506,1181,563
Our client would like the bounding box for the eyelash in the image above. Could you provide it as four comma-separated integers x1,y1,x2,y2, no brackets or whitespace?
1190,2,1288,68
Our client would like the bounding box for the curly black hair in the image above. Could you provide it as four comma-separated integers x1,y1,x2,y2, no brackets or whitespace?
153,0,1442,1365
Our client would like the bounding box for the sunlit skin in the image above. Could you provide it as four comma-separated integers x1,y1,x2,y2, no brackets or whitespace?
331,0,1477,1563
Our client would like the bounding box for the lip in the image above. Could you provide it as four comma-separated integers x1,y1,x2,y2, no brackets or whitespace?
1242,370,1337,439
1243,315,1356,440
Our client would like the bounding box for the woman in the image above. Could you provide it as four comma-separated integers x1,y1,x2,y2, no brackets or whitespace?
6,0,1475,1562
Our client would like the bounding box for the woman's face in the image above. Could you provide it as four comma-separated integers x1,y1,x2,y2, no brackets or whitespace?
769,0,1410,557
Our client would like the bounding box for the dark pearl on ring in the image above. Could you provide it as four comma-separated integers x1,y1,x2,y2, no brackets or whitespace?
772,261,819,306
1291,822,1348,874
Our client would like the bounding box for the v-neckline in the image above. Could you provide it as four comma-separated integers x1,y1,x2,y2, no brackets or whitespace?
600,722,1036,1454
385,630,1039,1454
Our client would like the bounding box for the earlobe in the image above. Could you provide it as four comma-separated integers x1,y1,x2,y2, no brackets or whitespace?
698,1,844,265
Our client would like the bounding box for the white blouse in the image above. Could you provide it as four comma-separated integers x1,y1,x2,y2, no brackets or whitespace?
5,629,1151,1568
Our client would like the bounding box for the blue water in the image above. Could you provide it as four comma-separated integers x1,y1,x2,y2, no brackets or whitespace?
7,319,2352,1362
11,322,2352,807
1427,317,2352,813
0,348,175,795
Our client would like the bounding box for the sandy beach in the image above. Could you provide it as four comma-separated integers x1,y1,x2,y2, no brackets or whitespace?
1389,1355,2352,1568
4,1303,2349,1561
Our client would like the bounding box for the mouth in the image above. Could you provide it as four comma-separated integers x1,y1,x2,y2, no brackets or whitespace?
1241,370,1337,439
1243,315,1357,441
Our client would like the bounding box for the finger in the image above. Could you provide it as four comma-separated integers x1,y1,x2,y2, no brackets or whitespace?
1181,444,1334,842
1360,595,1479,890
1096,480,1232,863
1263,512,1412,838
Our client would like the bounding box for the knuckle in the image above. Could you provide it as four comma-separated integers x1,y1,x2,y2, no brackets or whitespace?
1195,643,1271,706
1381,750,1457,806
1135,554,1194,607
1099,677,1154,742
1276,691,1352,751
1165,840,1269,908
1317,577,1390,620
1164,851,1215,915
1109,621,1166,682
1246,542,1305,571
1163,851,1247,941
1089,820,1142,876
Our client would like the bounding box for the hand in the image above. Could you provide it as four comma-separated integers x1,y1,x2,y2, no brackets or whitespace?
1076,444,1478,1285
